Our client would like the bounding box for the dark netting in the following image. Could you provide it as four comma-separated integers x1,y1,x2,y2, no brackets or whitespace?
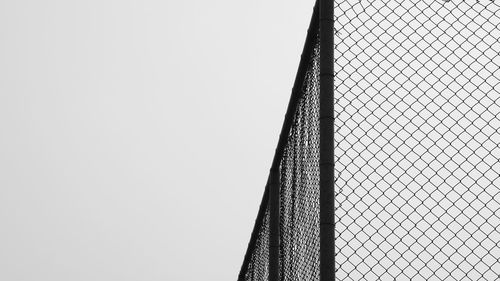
280,40,321,280
239,36,321,281
244,208,270,281
334,0,500,280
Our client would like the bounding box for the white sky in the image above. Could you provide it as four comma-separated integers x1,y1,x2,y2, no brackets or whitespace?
0,0,315,280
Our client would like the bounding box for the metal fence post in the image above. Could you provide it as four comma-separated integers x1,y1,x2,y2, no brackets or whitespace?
320,0,334,280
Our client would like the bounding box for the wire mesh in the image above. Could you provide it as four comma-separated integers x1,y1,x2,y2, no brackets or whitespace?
239,0,500,280
280,40,321,280
239,36,321,281
334,0,500,280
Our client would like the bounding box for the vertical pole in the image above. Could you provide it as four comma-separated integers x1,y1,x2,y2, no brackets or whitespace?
269,169,280,281
320,0,335,280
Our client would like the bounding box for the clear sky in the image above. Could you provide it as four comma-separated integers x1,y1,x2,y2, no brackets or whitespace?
0,0,315,280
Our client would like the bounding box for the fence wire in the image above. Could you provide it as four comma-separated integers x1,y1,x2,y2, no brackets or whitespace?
239,0,500,280
334,0,500,280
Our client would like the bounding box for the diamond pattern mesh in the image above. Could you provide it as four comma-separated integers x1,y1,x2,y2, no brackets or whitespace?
239,0,500,280
334,0,500,280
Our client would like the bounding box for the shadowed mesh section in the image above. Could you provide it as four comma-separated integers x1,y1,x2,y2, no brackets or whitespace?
280,40,321,281
334,0,500,280
244,209,270,281
240,38,321,281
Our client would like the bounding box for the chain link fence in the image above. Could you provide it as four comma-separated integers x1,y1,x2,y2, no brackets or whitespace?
239,0,500,280
334,0,500,279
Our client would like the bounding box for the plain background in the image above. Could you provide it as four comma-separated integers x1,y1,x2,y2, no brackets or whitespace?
0,0,316,280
